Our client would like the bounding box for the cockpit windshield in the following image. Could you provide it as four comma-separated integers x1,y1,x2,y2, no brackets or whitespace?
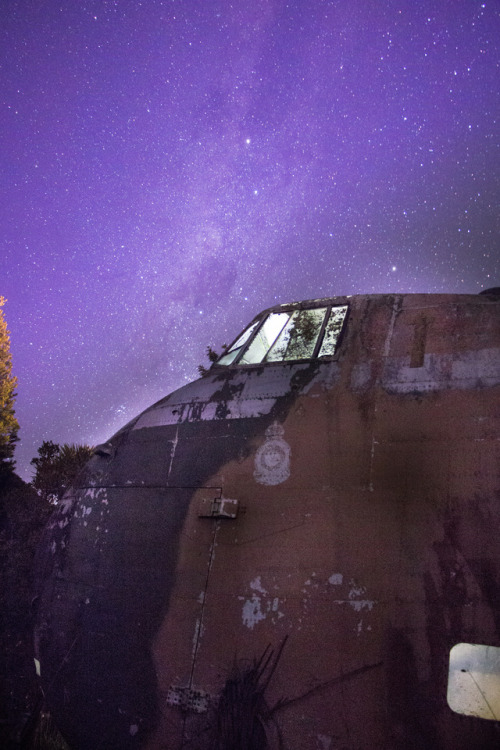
216,304,348,367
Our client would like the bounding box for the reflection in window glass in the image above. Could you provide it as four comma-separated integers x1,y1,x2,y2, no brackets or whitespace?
239,312,290,364
216,348,241,366
318,305,348,357
447,643,500,720
216,304,348,367
217,321,259,366
267,308,327,361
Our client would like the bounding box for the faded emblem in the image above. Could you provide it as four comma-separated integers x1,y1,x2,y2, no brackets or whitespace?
253,421,291,485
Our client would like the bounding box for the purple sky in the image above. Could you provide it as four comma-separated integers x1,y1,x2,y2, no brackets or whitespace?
1,0,499,481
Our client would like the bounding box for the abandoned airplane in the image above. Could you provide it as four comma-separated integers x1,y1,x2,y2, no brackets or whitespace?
33,292,500,749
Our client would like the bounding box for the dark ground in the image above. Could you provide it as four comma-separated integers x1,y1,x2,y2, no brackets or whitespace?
0,474,69,749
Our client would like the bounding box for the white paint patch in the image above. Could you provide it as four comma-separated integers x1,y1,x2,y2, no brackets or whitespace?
192,618,203,656
166,427,179,482
241,578,284,628
328,573,343,586
348,600,375,613
242,595,266,630
317,734,332,750
129,725,138,736
349,584,366,599
329,578,377,633
253,422,291,486
345,583,375,612
59,498,73,514
250,576,267,595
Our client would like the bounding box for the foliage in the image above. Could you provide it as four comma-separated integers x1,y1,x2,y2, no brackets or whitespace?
0,475,53,748
290,310,318,344
31,441,94,503
0,297,20,485
198,344,227,377
28,710,72,750
209,638,288,750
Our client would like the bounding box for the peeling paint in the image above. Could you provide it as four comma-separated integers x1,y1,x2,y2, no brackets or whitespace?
346,599,375,612
250,576,267,595
383,348,500,393
241,578,284,628
59,498,73,514
132,364,335,430
192,618,202,657
349,584,366,599
317,734,332,750
328,573,343,586
242,594,266,630
166,427,179,483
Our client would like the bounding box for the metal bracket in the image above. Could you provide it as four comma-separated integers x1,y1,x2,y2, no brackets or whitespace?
166,685,211,713
198,497,239,519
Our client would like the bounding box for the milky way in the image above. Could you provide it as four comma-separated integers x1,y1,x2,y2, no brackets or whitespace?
1,0,499,479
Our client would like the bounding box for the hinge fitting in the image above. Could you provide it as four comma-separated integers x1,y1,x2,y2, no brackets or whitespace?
198,497,239,519
166,685,211,713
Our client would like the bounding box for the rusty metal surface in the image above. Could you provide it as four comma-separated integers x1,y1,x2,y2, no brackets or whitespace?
33,293,500,749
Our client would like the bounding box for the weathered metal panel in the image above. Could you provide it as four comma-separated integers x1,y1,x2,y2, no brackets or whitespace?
33,293,500,750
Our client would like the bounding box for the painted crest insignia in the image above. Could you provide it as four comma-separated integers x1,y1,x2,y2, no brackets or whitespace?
253,421,291,486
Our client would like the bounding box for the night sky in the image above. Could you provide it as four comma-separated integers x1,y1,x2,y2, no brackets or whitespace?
1,1,499,481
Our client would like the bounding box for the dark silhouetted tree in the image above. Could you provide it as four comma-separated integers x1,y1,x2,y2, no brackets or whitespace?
31,441,94,503
0,297,19,485
198,344,228,376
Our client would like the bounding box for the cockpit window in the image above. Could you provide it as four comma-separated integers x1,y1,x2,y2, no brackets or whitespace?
447,643,500,720
318,305,348,357
240,312,290,364
267,308,326,361
216,321,260,366
217,304,348,367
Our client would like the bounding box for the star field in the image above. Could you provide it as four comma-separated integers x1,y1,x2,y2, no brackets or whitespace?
1,0,499,479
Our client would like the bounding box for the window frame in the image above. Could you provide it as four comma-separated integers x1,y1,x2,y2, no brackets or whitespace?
214,301,349,369
447,642,500,721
